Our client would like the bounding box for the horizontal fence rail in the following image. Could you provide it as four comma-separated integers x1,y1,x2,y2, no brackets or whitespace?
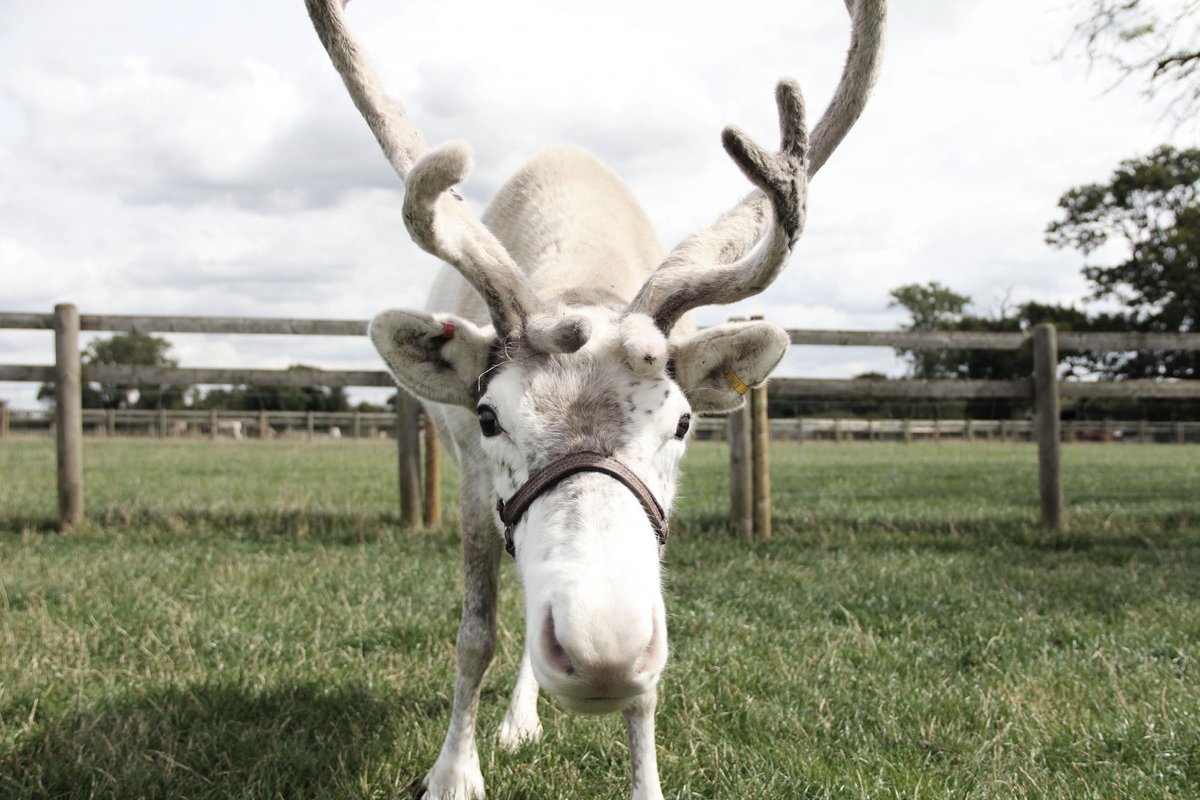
787,327,1200,352
770,377,1033,399
0,312,367,336
0,364,393,387
2,306,1199,534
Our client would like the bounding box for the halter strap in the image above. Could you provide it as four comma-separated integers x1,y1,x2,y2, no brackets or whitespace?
495,451,669,559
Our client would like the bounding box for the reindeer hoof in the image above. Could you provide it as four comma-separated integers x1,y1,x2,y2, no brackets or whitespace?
497,714,543,752
418,756,486,800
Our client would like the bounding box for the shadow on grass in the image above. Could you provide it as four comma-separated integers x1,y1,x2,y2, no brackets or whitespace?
0,508,461,546
0,681,435,799
674,507,1200,566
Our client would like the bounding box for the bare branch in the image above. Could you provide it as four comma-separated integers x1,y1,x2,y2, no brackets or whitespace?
1065,0,1200,124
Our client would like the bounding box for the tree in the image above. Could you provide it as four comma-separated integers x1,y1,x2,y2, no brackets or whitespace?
887,282,972,379
197,365,350,412
1068,0,1200,123
887,280,1199,420
38,331,187,409
1046,144,1200,378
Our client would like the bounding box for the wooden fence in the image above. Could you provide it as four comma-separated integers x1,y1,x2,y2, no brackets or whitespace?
723,320,1200,540
3,305,1200,534
0,306,431,531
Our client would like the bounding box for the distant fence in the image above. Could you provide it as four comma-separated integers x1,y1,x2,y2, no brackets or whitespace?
5,408,403,440
3,305,1200,534
7,408,1199,444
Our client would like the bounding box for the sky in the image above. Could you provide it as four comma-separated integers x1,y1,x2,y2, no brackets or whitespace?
0,0,1191,410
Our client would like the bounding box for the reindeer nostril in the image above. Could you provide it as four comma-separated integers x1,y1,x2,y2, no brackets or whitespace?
543,609,574,676
635,615,664,675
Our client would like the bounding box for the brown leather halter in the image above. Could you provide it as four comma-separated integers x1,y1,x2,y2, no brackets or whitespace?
495,451,669,559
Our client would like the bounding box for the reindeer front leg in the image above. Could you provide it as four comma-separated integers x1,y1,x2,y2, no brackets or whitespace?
497,642,542,750
624,688,665,800
422,478,502,800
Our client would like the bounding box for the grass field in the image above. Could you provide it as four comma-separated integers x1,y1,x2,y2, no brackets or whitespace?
1,438,1198,798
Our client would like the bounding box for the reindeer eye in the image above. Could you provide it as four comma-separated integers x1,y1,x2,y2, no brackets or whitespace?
477,405,502,438
674,413,692,440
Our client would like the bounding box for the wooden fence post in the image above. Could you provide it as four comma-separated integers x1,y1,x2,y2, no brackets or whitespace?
353,410,362,440
259,409,269,440
1,400,10,440
158,407,167,438
728,403,753,541
106,408,116,438
422,414,441,528
395,392,422,528
54,303,84,530
1176,421,1186,444
306,411,315,440
1033,323,1065,532
209,408,218,440
902,418,912,443
1138,419,1148,443
749,315,771,541
751,383,771,540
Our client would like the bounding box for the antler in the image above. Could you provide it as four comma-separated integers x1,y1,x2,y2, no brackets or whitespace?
305,0,547,342
626,0,888,334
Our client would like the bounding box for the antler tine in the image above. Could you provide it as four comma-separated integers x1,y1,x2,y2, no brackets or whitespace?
627,0,887,335
305,0,427,181
809,0,889,175
305,0,548,342
626,81,809,332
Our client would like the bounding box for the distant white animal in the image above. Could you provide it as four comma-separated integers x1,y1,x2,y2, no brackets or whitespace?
305,2,886,798
215,420,244,440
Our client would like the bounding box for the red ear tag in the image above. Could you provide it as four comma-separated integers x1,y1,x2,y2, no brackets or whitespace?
442,321,456,341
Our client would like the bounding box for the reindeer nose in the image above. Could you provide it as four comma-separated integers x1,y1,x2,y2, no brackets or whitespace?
542,609,575,676
540,607,663,682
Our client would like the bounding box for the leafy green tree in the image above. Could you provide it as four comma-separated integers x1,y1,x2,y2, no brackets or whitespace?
888,280,970,385
1046,144,1200,378
198,365,349,412
38,332,187,409
887,282,972,379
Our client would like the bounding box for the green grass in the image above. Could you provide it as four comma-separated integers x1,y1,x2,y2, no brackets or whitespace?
1,439,1198,798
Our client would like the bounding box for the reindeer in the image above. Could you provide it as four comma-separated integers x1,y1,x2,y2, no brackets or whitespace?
305,1,886,797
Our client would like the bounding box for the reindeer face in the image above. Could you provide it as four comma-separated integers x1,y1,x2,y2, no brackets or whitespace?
475,312,687,712
370,306,789,711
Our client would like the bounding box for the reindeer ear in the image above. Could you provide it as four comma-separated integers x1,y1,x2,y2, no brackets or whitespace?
670,322,789,413
368,309,495,408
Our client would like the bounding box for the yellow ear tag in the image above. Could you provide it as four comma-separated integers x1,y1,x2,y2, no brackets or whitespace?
723,366,750,395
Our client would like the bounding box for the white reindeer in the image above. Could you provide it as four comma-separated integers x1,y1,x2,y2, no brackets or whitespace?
305,2,886,798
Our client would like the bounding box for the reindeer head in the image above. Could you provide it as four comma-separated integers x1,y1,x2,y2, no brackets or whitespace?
307,0,886,714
